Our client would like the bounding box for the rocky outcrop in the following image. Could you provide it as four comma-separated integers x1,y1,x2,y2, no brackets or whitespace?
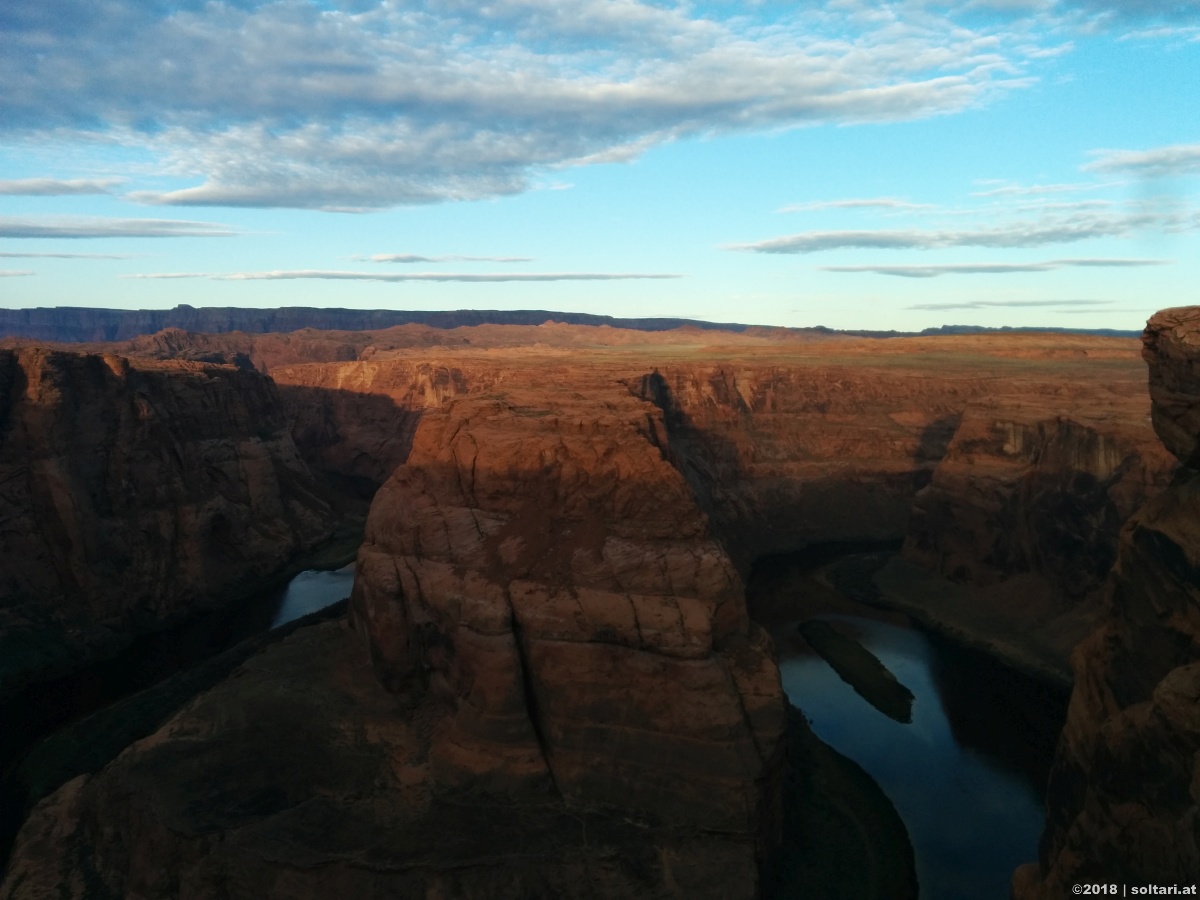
1144,306,1200,468
271,359,497,490
349,383,786,878
1012,307,1200,895
633,364,974,570
905,402,1174,599
0,348,334,700
0,376,785,899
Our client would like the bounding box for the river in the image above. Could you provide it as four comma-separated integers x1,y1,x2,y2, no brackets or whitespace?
754,550,1068,899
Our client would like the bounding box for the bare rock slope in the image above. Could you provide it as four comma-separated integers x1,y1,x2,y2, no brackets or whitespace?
0,348,334,700
1013,306,1200,895
0,375,786,899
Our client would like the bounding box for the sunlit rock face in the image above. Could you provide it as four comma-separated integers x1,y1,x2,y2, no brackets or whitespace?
0,347,333,700
0,375,785,900
349,380,787,877
1013,306,1200,897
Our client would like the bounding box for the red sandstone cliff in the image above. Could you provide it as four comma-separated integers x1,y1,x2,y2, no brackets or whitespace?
0,370,785,899
349,384,785,841
0,348,334,700
1012,306,1200,896
905,406,1170,598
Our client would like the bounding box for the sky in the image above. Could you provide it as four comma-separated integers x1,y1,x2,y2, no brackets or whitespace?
1,0,1198,332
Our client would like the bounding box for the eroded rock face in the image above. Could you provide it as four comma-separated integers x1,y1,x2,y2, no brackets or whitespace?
349,382,786,864
0,377,785,899
271,359,494,489
905,404,1173,599
1144,306,1200,469
2,622,771,900
1013,308,1200,896
0,348,334,700
632,365,973,570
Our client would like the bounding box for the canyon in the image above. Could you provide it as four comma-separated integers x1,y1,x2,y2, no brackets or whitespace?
1013,307,1200,895
0,309,1193,897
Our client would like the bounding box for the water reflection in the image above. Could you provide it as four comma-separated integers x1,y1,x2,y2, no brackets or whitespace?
780,615,1057,900
268,564,355,628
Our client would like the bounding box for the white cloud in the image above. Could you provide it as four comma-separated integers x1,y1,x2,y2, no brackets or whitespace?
907,298,1110,309
0,177,122,195
124,269,680,282
359,253,535,263
1084,143,1200,177
0,0,1058,210
777,197,936,212
969,181,1109,197
0,251,135,258
823,257,1170,277
0,216,236,238
0,270,35,277
727,207,1196,252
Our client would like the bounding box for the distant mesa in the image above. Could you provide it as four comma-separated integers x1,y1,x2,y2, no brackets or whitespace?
0,306,1141,344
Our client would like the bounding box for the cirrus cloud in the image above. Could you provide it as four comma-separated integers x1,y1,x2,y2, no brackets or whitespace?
124,269,680,282
0,177,123,195
727,207,1196,253
0,216,236,239
822,257,1171,277
359,253,535,264
1084,143,1200,177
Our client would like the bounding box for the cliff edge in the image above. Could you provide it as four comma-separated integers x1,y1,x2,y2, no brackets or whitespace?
0,373,785,899
1013,306,1200,895
0,348,334,701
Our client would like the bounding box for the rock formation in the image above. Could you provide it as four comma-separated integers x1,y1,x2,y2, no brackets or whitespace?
904,392,1173,599
0,375,785,899
632,364,972,570
0,348,334,701
1012,305,1200,895
1,319,1179,898
350,385,785,832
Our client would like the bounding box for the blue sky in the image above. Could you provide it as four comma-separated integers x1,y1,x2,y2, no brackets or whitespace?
1,0,1198,331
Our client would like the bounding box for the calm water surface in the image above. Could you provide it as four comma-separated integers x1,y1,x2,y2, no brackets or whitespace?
779,613,1063,900
269,565,356,628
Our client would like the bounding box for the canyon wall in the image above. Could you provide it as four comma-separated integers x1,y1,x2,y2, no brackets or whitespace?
273,338,1168,597
1013,306,1200,895
904,387,1173,600
350,381,785,867
633,364,973,570
0,348,335,700
0,373,786,899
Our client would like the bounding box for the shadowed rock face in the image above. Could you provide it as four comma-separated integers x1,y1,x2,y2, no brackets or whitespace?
0,375,785,900
1013,306,1200,896
631,365,970,570
0,348,334,701
905,405,1174,599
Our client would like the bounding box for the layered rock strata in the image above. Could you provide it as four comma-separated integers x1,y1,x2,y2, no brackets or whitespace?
632,364,972,570
905,392,1174,599
1013,306,1200,895
0,348,334,700
349,383,786,871
1,378,786,898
